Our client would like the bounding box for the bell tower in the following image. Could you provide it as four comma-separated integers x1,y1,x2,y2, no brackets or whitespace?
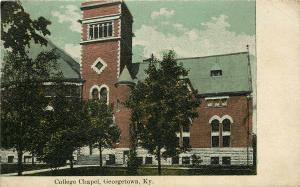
80,0,134,150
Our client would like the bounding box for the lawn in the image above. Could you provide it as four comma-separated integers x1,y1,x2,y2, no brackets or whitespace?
0,163,51,174
26,165,256,176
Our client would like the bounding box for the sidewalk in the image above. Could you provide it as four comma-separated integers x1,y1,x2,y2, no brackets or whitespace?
1,165,201,176
1,165,99,176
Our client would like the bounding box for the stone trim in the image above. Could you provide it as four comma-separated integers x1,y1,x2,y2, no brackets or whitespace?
91,57,107,75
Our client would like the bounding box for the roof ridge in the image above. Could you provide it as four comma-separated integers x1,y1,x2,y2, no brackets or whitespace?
176,51,248,60
134,51,249,64
46,39,81,76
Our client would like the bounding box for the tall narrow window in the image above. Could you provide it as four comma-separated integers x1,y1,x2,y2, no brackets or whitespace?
94,25,99,39
211,119,220,147
100,87,108,104
211,120,219,132
183,137,190,147
89,25,94,39
108,22,113,36
222,119,231,147
103,23,108,37
91,88,99,100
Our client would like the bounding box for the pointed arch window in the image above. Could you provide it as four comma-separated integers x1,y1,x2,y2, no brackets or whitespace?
211,119,220,147
222,119,231,147
209,115,233,148
91,88,100,100
100,86,108,104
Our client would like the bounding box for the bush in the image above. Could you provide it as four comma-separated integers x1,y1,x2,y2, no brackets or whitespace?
191,154,202,168
126,151,140,175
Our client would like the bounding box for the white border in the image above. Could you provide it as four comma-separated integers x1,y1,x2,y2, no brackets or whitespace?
91,57,107,75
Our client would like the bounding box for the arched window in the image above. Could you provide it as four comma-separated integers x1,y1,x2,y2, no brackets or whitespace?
210,115,233,148
91,88,99,100
211,119,220,147
100,87,108,104
222,119,231,147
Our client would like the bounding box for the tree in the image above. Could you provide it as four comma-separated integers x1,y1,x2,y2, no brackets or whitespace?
1,50,59,175
86,99,120,168
39,83,89,172
1,1,56,175
1,1,50,56
126,51,200,175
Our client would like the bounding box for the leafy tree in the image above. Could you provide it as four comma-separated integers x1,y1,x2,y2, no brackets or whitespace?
126,51,200,175
1,1,50,56
38,84,89,171
1,51,59,175
86,99,120,167
1,1,56,175
126,120,140,175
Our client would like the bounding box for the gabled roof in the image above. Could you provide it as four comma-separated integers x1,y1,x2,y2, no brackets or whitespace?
131,52,252,96
26,39,82,82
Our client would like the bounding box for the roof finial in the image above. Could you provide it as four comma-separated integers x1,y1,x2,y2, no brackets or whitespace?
246,45,249,53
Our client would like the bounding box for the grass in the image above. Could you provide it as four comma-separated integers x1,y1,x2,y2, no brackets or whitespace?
0,163,51,174
26,165,256,176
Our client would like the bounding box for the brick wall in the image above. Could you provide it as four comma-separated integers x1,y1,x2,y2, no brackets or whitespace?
82,2,121,19
81,1,133,148
190,96,253,148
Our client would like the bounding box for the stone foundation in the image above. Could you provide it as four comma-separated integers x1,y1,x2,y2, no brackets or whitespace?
77,147,253,166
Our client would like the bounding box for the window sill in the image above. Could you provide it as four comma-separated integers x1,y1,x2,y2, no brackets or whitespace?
205,106,227,108
80,37,120,44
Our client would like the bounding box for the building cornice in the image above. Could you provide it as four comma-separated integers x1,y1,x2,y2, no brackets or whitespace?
80,37,120,45
79,14,121,24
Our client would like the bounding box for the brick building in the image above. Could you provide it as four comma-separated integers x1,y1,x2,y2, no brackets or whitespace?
78,0,253,166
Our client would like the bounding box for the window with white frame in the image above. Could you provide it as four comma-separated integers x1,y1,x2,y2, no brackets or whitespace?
91,88,99,100
88,21,113,40
211,119,220,147
100,87,108,104
210,116,233,148
222,119,231,147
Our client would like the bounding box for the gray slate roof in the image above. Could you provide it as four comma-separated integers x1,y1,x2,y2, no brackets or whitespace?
27,39,82,82
130,52,252,96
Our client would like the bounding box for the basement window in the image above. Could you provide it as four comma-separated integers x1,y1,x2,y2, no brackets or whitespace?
210,157,219,165
182,157,190,165
145,157,152,165
172,156,179,164
222,157,231,165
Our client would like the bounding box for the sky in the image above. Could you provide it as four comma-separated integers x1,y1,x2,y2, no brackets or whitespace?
22,0,256,63
22,0,256,132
